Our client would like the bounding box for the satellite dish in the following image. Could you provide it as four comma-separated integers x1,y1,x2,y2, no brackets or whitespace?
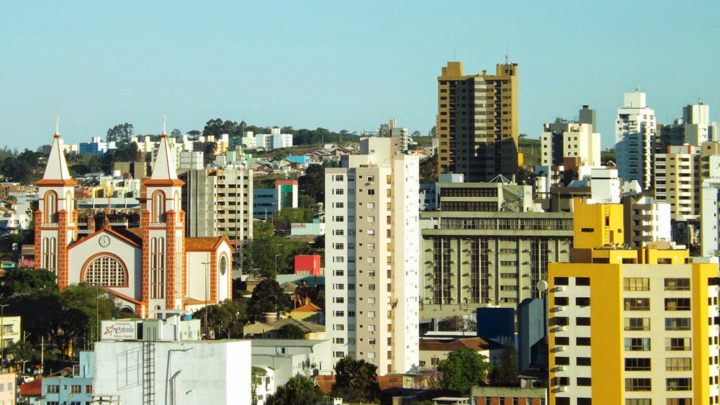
536,280,548,293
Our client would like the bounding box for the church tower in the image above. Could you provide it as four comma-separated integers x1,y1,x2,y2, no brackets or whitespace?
141,131,185,318
35,129,77,288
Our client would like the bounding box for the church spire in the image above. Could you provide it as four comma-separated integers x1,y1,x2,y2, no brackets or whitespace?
39,121,75,186
150,118,178,181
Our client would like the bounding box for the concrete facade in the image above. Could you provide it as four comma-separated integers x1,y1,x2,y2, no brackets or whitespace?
325,137,420,375
615,91,657,190
93,340,251,405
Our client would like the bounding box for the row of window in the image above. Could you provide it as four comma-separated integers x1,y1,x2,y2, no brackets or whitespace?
625,337,691,351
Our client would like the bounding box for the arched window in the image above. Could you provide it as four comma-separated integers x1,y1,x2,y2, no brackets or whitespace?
44,191,58,223
84,255,127,287
42,237,57,273
219,255,228,276
152,191,166,223
150,237,165,299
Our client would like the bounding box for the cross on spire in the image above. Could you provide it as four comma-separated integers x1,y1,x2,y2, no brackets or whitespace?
162,115,167,135
54,116,60,136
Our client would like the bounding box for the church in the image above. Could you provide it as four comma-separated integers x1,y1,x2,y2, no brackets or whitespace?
34,129,233,318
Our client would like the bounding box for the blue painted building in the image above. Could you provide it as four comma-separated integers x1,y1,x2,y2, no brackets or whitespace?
42,351,94,404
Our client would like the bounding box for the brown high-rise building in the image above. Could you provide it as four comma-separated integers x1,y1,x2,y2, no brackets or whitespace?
436,61,519,181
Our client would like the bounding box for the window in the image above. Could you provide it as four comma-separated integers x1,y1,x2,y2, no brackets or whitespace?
47,385,59,393
71,384,82,393
576,297,590,306
333,324,345,331
555,357,569,365
625,358,651,371
84,255,128,287
334,351,345,358
665,278,690,291
666,337,691,351
666,357,692,371
666,378,692,391
666,400,693,405
624,277,650,291
577,357,591,366
624,318,650,331
625,338,651,351
625,378,651,391
554,277,568,286
625,400,651,405
577,317,591,326
554,297,568,306
624,298,650,310
552,317,569,326
555,337,569,345
575,277,590,286
665,318,691,331
152,191,166,223
576,337,591,346
665,298,691,310
577,378,592,386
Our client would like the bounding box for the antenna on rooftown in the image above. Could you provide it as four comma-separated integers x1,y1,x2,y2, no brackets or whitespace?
505,45,509,64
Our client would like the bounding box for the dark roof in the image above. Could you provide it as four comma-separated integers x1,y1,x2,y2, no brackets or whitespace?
419,336,503,352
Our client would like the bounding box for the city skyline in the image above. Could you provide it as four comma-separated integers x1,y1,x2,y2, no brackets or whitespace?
3,1,720,150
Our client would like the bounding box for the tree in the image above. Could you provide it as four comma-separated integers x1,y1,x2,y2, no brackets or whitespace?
59,285,115,351
298,164,324,203
170,128,182,137
5,340,37,372
203,118,243,137
275,323,306,339
0,267,58,298
266,375,324,405
490,345,519,386
106,123,134,144
437,349,491,394
1,157,32,184
247,279,291,322
192,300,246,339
331,356,381,403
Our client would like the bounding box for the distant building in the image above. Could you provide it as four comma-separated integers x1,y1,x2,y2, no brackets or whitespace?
419,337,503,371
179,151,205,171
79,137,116,156
622,195,672,247
255,127,293,151
615,91,657,190
250,339,332,387
252,180,298,220
420,180,573,319
654,144,700,222
325,137,420,375
540,105,601,168
471,386,546,405
294,255,322,276
379,118,411,153
42,352,94,405
0,373,15,405
436,61,519,182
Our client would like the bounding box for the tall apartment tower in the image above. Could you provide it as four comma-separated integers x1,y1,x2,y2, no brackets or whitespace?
548,204,720,404
180,164,253,264
436,61,519,181
325,137,420,375
654,145,701,222
615,91,657,190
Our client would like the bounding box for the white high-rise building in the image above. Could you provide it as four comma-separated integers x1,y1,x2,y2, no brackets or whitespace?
324,137,419,376
615,91,657,190
683,103,710,146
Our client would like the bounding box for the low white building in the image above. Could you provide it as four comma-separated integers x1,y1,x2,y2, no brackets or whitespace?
250,339,332,388
93,339,251,404
255,127,293,151
587,167,621,204
701,178,720,257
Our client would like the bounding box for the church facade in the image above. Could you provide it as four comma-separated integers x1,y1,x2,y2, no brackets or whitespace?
34,130,232,318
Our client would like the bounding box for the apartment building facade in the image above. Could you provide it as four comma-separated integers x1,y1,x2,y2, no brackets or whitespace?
324,137,420,375
436,61,519,181
654,144,700,222
615,91,657,190
540,106,601,168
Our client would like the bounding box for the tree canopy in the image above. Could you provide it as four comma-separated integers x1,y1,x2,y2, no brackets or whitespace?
331,356,381,403
266,375,325,405
298,164,324,203
275,323,306,339
437,349,491,394
191,299,246,339
106,122,134,144
247,279,292,322
490,345,519,386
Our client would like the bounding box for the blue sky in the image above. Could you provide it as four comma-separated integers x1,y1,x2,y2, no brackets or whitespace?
2,1,719,150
